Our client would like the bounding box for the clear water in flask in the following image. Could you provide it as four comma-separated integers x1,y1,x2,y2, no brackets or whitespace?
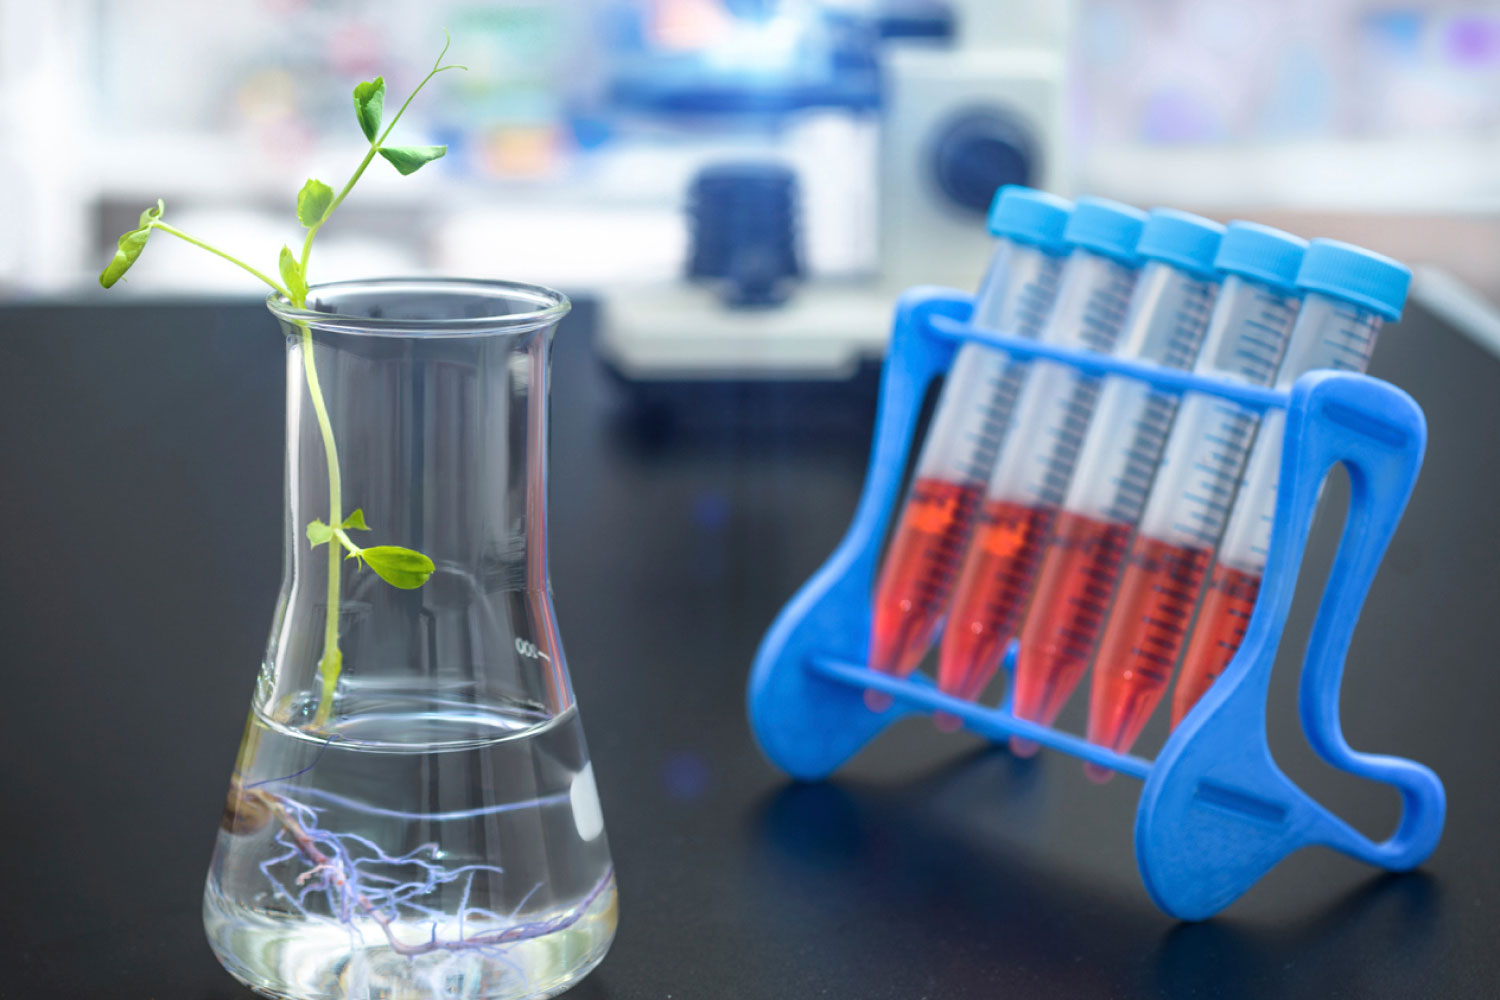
206,705,616,1000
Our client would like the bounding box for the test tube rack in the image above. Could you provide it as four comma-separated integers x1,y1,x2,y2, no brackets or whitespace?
747,286,1446,920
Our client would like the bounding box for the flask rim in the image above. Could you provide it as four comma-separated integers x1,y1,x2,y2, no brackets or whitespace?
267,277,571,337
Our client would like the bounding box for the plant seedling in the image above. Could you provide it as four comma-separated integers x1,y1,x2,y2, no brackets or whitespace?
101,35,467,728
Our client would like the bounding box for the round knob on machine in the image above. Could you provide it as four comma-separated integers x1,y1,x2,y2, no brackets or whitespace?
928,108,1039,216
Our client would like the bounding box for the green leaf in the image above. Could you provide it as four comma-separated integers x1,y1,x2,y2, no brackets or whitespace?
279,246,307,303
341,509,370,531
296,178,335,227
100,200,166,287
306,519,334,548
353,77,385,143
99,227,150,288
359,546,435,589
378,145,446,176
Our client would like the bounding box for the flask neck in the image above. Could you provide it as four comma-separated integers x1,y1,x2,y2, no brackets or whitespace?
259,316,568,729
279,323,553,596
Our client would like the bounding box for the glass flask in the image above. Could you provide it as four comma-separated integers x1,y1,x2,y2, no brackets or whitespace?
204,279,617,1000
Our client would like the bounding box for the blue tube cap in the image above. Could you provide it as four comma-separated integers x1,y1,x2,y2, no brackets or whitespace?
1063,196,1146,265
986,185,1072,255
1214,222,1307,291
1136,208,1225,279
1296,239,1411,321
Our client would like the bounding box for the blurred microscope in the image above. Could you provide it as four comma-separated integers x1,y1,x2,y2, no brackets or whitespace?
599,0,1069,386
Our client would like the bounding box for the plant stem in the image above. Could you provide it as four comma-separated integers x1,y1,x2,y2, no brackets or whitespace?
297,319,344,728
293,52,463,726
153,223,290,297
333,528,363,558
298,58,463,275
298,147,378,276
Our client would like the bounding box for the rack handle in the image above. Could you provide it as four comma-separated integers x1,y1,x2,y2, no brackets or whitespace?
1136,371,1443,919
1292,373,1445,869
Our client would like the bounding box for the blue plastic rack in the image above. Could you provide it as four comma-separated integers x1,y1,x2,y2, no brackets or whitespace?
747,287,1446,920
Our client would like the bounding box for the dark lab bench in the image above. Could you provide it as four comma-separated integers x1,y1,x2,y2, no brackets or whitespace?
1,294,1496,999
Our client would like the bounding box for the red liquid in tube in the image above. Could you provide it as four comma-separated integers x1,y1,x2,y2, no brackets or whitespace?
1008,512,1132,752
866,477,984,709
1170,564,1262,726
935,499,1055,706
1084,535,1212,777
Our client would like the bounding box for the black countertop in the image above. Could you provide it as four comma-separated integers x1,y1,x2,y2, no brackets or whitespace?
1,295,1496,999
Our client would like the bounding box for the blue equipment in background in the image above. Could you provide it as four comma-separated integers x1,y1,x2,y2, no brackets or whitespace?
687,163,803,306
608,6,883,116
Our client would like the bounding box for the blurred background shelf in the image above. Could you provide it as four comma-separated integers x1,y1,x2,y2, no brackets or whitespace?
4,0,1500,358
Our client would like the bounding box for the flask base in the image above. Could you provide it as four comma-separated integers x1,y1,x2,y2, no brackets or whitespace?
204,875,617,1000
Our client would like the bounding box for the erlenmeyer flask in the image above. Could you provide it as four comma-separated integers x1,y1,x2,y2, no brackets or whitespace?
204,279,617,1000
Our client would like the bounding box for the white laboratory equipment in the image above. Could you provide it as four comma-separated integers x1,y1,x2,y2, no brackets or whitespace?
599,0,1071,383
879,0,1070,292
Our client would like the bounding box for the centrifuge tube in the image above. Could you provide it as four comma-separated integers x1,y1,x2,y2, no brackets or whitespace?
1008,210,1224,751
866,187,1071,706
935,198,1146,710
1077,222,1307,775
1164,240,1411,730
